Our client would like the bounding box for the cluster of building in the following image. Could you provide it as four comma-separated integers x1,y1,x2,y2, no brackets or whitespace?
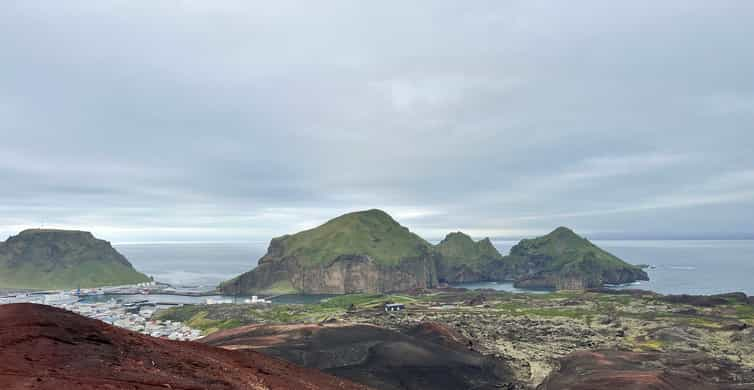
0,286,202,341
1,282,279,341
62,300,203,340
205,295,271,305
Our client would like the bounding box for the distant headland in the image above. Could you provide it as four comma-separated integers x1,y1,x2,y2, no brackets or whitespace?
0,229,150,290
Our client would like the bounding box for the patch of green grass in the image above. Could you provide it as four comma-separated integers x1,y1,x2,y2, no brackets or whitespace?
532,291,581,300
258,279,297,295
490,300,593,319
256,306,305,322
157,292,428,335
687,317,724,329
154,307,245,335
184,312,242,333
493,302,526,312
0,259,149,289
277,209,432,267
155,305,207,323
636,339,666,351
518,307,593,319
435,232,503,267
733,304,754,319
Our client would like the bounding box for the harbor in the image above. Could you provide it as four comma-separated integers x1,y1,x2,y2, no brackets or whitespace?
0,282,272,341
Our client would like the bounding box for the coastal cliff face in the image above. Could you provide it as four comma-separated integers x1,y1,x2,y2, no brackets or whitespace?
291,254,438,294
221,210,649,295
220,210,438,295
0,229,149,289
222,253,439,295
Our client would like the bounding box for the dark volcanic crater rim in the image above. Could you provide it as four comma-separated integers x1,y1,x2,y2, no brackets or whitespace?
202,321,520,390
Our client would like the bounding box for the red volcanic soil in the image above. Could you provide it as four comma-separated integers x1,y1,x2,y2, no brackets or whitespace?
0,303,371,390
538,350,753,390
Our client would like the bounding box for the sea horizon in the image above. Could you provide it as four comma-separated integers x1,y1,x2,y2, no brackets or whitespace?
114,239,754,296
113,237,754,246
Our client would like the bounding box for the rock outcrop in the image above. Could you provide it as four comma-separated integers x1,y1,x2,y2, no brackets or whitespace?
0,303,370,390
0,229,149,289
221,210,648,295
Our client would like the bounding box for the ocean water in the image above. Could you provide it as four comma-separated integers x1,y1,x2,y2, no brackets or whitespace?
469,240,754,296
594,240,754,296
116,240,754,296
115,242,266,288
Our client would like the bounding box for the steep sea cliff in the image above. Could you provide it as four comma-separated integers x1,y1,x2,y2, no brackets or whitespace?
220,210,647,295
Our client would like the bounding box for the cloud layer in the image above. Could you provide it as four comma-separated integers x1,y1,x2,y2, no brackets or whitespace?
1,1,753,242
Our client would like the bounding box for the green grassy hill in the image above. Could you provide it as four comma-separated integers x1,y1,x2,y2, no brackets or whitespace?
509,227,633,271
274,209,432,266
436,232,503,265
433,231,505,282
0,229,150,290
509,227,648,288
435,231,504,273
220,210,649,294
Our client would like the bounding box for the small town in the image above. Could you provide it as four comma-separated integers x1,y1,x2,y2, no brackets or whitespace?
65,298,204,341
0,282,270,341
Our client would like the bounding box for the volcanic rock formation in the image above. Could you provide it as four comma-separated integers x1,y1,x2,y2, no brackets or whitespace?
202,321,519,390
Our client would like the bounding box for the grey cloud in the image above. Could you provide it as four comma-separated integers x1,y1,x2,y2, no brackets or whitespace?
1,1,753,242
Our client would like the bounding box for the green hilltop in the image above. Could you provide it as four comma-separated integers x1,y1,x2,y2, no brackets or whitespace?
0,229,150,290
509,226,635,271
220,210,648,294
509,226,648,288
433,231,506,283
435,232,503,273
436,232,503,264
274,209,432,267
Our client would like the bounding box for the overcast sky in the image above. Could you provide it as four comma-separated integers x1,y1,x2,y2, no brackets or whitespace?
1,1,753,243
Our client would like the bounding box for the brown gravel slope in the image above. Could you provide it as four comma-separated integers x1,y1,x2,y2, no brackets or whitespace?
0,303,372,390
